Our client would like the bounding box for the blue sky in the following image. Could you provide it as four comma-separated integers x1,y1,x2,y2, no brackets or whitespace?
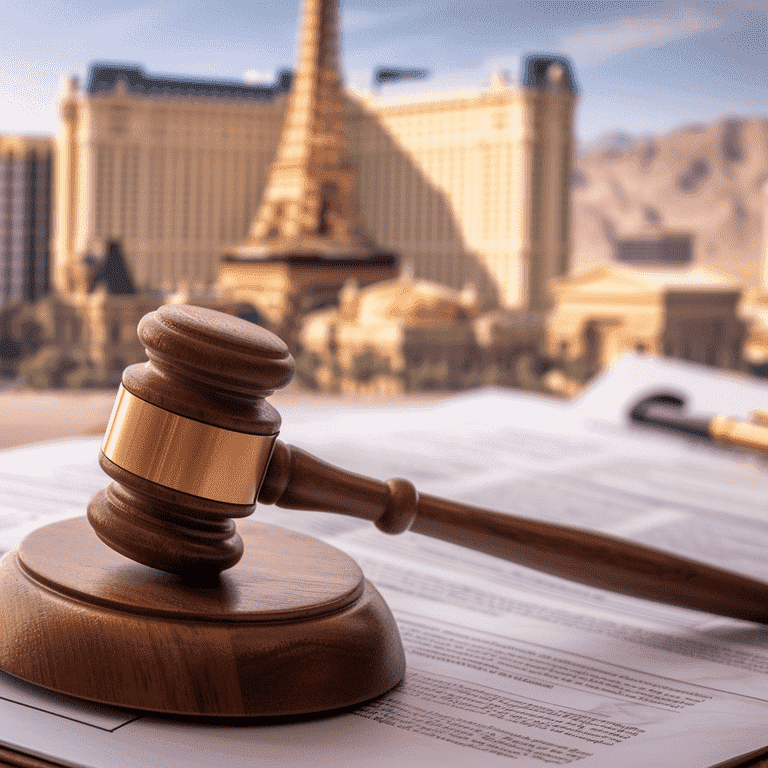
1,0,765,144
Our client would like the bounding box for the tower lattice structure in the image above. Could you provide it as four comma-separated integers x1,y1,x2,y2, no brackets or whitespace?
229,0,380,259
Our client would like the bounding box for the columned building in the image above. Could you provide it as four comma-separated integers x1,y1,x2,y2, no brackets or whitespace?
548,266,746,376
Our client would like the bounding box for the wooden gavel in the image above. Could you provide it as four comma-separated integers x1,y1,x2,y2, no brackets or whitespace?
89,303,768,624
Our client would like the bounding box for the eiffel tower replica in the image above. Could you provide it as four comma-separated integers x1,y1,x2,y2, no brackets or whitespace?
220,0,398,341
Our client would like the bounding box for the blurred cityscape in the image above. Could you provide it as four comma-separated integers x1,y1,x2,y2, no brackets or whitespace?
1,0,766,398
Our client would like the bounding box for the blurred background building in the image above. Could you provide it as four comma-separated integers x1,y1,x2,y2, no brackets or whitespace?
0,136,53,310
51,54,577,317
547,266,745,378
53,67,290,294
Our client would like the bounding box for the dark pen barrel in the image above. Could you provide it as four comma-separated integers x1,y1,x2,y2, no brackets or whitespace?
630,403,712,439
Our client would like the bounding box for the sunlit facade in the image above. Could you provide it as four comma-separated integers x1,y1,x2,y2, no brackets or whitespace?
54,57,577,312
354,61,577,310
54,68,289,295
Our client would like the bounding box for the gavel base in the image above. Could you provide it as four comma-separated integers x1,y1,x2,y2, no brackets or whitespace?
0,517,405,716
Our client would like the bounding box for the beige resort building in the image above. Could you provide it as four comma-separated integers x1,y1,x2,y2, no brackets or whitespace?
299,271,545,394
54,69,290,296
53,54,578,316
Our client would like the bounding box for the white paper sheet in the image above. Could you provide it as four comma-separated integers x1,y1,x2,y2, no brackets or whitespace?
3,357,768,767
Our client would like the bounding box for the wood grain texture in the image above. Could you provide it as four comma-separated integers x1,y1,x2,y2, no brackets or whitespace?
260,440,768,623
0,746,68,768
128,303,294,433
0,517,405,716
0,740,765,767
0,740,766,768
90,304,295,575
88,452,254,575
720,752,768,768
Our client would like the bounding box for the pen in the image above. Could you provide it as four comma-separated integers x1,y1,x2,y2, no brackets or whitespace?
630,394,768,456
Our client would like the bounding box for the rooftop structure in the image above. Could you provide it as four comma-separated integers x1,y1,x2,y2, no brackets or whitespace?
87,63,291,101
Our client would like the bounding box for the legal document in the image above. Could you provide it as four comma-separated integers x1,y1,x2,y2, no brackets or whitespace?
3,353,768,767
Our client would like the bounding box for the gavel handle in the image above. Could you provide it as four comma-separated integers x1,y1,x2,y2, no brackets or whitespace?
259,440,768,623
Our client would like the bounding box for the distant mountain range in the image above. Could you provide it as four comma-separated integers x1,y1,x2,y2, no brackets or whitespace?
571,117,768,286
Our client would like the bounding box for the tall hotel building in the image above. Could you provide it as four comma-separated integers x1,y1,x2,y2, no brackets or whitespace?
54,57,577,312
54,69,290,295
0,136,53,309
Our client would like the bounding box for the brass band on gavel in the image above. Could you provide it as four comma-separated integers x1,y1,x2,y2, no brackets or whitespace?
101,386,276,505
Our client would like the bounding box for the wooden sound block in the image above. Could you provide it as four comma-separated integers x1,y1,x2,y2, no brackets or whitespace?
0,517,405,717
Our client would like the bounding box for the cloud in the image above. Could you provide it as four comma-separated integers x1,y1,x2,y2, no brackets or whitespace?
556,6,723,67
243,68,274,84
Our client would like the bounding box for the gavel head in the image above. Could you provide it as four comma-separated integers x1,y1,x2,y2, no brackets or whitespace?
87,304,295,577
